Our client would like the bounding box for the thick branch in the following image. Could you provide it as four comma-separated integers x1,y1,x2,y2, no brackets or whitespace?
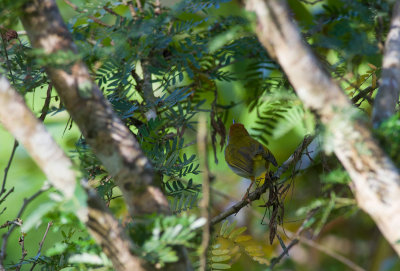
245,0,400,255
19,1,192,269
19,0,169,217
372,2,400,127
0,75,152,271
0,76,75,198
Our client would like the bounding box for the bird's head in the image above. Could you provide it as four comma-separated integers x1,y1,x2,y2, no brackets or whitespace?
228,123,250,142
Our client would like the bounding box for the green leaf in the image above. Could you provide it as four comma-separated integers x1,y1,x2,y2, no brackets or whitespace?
211,263,231,269
212,249,230,256
228,226,247,240
222,221,237,238
219,220,229,236
212,255,231,262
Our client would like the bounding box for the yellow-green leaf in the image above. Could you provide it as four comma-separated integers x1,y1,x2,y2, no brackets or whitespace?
212,255,231,262
252,256,270,265
212,249,230,256
219,220,229,236
245,245,263,253
211,263,231,270
222,221,237,238
234,235,252,243
228,226,247,240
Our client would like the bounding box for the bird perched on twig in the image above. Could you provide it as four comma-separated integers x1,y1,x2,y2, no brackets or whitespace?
225,122,278,200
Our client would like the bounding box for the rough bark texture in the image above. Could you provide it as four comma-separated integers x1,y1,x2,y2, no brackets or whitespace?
19,0,192,270
245,0,400,255
372,2,400,128
0,75,152,271
19,0,169,218
0,76,75,198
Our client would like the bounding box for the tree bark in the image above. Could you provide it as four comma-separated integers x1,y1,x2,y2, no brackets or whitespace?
245,0,400,255
372,2,400,128
0,75,153,271
19,0,169,218
18,0,192,269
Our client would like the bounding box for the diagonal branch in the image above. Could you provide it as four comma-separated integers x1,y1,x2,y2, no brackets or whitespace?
19,0,169,218
0,74,153,271
18,1,192,269
372,2,400,128
245,0,400,255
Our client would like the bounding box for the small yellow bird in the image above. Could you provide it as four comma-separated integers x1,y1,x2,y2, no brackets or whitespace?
225,123,278,199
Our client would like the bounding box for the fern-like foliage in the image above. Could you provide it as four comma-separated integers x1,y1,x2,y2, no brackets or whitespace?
166,179,201,213
209,220,269,270
129,214,205,268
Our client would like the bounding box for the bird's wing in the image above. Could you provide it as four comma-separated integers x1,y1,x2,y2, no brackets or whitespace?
262,145,278,167
252,142,278,167
225,145,253,177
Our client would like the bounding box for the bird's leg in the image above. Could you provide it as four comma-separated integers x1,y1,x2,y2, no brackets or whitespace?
242,177,255,203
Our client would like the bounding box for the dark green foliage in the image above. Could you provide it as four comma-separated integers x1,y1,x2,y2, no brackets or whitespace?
166,179,201,213
375,115,400,167
129,214,205,267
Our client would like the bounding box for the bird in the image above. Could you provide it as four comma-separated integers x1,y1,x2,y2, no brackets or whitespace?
225,122,278,200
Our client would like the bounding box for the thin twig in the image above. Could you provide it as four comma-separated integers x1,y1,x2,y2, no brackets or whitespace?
154,0,161,15
269,239,299,268
210,135,314,225
1,140,18,196
29,221,53,271
15,235,27,271
39,83,52,122
0,29,16,85
63,0,111,27
126,1,137,18
298,0,323,4
0,187,15,205
0,184,49,264
136,0,143,13
198,114,212,271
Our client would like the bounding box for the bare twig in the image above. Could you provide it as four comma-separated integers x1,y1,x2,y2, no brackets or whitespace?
296,235,365,271
29,221,53,271
269,239,299,268
136,0,143,13
63,0,111,27
126,1,137,18
15,235,27,271
298,0,323,4
1,140,18,196
0,185,49,264
197,114,212,271
38,83,52,122
0,29,16,85
141,59,157,120
154,0,161,15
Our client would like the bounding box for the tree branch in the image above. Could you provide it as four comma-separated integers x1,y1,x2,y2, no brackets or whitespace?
372,2,400,127
0,75,154,271
245,0,400,255
197,114,212,271
18,1,192,269
19,0,170,218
